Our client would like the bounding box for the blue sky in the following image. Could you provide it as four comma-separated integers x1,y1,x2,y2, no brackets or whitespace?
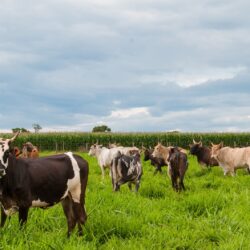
0,0,250,132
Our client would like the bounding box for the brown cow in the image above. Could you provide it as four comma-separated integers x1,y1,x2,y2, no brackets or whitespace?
189,139,218,168
142,147,166,175
22,142,39,158
167,147,188,191
152,143,187,165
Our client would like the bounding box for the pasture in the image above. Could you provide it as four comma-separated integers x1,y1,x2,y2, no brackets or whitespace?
1,151,250,249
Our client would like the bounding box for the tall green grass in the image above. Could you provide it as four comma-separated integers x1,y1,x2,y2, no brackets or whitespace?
1,152,250,249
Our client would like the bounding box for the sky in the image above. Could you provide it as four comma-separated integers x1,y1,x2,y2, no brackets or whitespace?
0,0,250,132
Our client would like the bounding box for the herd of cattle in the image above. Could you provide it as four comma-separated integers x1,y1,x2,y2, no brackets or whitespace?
0,132,250,236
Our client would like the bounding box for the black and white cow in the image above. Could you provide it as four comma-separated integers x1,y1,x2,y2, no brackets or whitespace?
111,152,142,192
0,132,89,237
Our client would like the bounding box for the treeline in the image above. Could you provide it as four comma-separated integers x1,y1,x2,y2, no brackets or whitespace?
1,132,250,152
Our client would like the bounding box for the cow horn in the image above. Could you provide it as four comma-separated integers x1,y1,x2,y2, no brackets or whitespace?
9,130,21,142
193,139,196,144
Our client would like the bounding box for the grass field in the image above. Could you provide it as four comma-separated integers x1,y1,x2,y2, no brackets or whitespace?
1,151,250,249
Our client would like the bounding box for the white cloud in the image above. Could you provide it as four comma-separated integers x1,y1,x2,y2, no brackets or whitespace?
109,107,150,119
140,66,246,87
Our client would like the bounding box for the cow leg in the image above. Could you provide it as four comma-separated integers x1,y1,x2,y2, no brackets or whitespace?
171,177,178,192
180,178,185,191
247,167,250,174
128,182,133,191
72,202,86,236
61,197,77,237
153,168,158,175
100,165,105,179
0,207,7,227
135,180,141,192
18,207,29,227
170,175,176,190
158,165,163,174
114,183,120,191
231,170,236,177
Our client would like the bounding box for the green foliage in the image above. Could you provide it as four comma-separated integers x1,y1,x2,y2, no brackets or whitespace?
11,128,30,133
1,152,250,249
0,132,249,152
92,125,111,133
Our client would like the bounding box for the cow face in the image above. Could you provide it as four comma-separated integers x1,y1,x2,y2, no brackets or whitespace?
152,143,171,160
211,142,223,159
152,143,163,158
0,131,20,177
88,144,102,156
189,140,202,155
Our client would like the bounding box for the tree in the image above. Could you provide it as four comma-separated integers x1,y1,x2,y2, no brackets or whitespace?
32,123,42,133
92,125,111,133
12,128,30,133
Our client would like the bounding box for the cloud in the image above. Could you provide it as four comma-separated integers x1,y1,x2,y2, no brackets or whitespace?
0,1,250,132
109,107,150,119
140,66,246,87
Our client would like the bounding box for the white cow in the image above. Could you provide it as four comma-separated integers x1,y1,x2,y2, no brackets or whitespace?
88,144,140,178
211,142,250,176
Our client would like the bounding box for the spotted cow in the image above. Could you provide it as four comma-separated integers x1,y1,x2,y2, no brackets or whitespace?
111,152,143,192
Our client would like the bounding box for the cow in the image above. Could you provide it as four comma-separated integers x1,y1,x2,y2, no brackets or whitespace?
167,147,188,192
142,147,166,175
152,143,187,165
22,142,39,158
88,144,140,178
189,139,218,167
211,142,250,176
111,152,142,192
0,131,89,237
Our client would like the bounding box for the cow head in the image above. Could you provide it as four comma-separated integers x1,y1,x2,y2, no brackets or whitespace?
0,131,20,177
189,139,202,155
152,143,172,160
210,142,223,159
152,143,163,159
88,144,102,156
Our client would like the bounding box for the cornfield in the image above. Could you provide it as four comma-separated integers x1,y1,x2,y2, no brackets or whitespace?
1,132,250,151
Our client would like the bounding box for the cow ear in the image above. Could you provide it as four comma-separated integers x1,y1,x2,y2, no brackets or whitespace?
9,130,21,143
189,144,192,148
219,142,223,148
